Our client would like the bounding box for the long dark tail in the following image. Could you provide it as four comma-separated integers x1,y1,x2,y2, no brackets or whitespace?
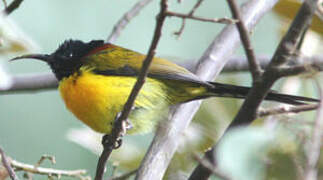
207,82,319,105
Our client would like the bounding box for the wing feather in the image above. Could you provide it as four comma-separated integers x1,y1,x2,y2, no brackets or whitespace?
84,43,210,87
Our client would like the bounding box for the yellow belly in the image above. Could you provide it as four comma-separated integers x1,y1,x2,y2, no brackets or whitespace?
58,71,168,134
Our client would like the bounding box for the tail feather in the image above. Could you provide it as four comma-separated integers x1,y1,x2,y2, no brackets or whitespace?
208,82,319,105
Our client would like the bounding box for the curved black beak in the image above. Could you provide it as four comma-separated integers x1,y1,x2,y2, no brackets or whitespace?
10,54,51,62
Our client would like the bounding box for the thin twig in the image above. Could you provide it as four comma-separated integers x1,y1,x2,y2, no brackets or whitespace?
257,104,319,117
0,147,18,180
276,64,321,77
304,81,323,180
107,169,137,180
94,1,169,180
189,0,204,15
11,159,88,179
192,154,231,180
174,19,186,37
107,0,153,43
174,0,205,37
3,0,24,15
34,155,56,169
166,11,237,24
226,0,263,80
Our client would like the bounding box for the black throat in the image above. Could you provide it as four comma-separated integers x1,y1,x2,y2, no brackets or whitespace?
47,39,104,80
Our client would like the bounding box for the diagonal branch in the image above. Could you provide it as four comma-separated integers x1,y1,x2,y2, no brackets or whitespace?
0,147,18,180
94,0,169,180
107,169,137,180
135,0,280,180
229,0,319,128
192,154,231,180
107,0,153,43
190,0,319,179
3,0,24,15
226,0,263,80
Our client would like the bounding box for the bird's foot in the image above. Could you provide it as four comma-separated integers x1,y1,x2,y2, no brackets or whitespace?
101,134,122,149
120,118,133,137
125,119,133,131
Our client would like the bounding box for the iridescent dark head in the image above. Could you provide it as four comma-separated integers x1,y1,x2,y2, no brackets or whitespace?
11,39,104,80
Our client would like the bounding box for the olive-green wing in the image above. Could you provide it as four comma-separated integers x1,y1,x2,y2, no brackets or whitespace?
83,43,210,86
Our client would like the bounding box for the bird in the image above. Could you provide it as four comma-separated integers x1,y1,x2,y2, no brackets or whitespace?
11,39,319,135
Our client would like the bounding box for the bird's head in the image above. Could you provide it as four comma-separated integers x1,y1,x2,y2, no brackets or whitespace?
11,39,104,80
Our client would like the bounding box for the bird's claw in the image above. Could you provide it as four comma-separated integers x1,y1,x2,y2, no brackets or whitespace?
114,138,122,149
101,134,122,149
115,112,133,137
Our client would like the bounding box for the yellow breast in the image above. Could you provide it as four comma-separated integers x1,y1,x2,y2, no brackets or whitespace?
58,70,168,134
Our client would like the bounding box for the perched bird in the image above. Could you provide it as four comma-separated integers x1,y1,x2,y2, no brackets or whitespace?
11,40,318,134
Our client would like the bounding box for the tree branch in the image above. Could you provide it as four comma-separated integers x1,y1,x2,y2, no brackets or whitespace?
0,73,58,95
190,0,319,179
0,151,88,179
3,0,24,15
229,0,318,127
257,104,319,117
166,11,237,24
172,0,205,37
135,0,280,180
192,154,231,180
11,159,87,179
107,169,137,180
107,0,153,43
94,0,169,180
226,0,263,80
0,147,18,180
